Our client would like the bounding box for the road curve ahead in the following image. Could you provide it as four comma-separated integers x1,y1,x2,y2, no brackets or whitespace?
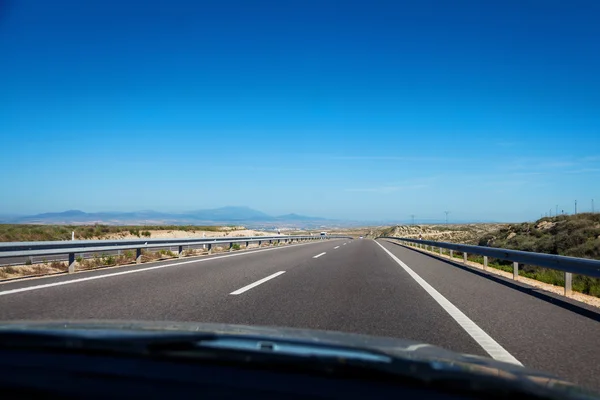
0,238,599,391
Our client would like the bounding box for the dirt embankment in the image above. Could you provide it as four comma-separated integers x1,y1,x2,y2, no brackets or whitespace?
367,224,507,244
101,229,272,240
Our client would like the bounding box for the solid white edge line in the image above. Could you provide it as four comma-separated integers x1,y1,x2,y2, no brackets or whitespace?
313,252,326,258
374,240,522,366
0,241,321,297
229,271,286,295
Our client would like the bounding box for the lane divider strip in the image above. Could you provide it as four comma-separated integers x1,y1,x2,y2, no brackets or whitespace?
374,240,522,366
230,271,286,295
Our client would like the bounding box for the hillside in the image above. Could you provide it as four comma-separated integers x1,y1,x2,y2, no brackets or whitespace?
369,223,506,243
478,213,600,260
374,214,600,297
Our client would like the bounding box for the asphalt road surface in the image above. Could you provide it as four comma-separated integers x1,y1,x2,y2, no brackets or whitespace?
0,238,599,391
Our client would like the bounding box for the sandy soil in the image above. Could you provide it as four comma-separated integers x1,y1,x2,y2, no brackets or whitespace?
101,229,272,240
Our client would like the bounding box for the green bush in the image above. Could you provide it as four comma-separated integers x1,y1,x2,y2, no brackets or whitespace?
232,243,241,251
3,266,16,274
101,255,116,266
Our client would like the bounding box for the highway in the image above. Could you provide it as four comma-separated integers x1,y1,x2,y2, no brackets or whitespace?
0,238,599,391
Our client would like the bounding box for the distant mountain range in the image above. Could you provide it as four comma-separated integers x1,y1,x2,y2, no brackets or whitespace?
0,207,345,229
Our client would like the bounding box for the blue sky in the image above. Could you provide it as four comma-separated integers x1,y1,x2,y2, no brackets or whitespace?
1,0,599,222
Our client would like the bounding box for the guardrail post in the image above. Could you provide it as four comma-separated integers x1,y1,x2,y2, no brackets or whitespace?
178,245,183,258
208,244,212,255
513,262,519,280
449,250,453,259
483,256,488,270
463,252,468,264
439,247,442,256
564,272,572,296
229,242,233,252
136,248,142,264
258,240,262,247
68,253,75,273
245,241,249,249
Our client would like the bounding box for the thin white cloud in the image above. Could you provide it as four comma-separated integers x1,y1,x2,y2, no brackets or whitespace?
482,180,531,187
582,155,600,162
563,168,600,174
332,156,456,162
538,161,577,168
345,184,429,194
495,141,521,147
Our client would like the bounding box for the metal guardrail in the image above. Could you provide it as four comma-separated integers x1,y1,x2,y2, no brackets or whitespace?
0,236,290,252
378,236,600,297
0,235,352,273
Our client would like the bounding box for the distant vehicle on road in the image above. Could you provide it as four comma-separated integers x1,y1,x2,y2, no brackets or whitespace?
359,236,364,239
320,232,327,238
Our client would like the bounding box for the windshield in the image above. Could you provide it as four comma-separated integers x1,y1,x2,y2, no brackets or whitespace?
1,0,599,395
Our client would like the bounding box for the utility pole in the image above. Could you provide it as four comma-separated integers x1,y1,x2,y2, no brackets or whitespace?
593,199,595,213
575,200,577,215
549,208,552,217
411,215,415,226
555,205,558,217
444,211,450,225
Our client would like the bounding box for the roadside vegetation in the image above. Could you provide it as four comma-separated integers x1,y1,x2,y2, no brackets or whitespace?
474,213,600,296
383,214,600,297
0,224,226,242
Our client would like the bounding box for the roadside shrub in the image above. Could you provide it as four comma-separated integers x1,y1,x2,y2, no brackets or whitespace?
142,231,151,237
3,266,16,274
101,255,116,266
32,265,45,275
232,243,241,251
50,261,67,271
